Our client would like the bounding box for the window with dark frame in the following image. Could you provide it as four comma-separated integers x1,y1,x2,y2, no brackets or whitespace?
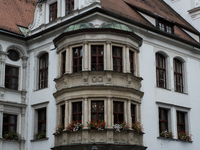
61,51,66,74
66,0,74,15
73,47,82,73
91,45,104,71
91,101,104,120
72,102,82,122
156,53,166,88
113,101,124,123
157,20,173,34
3,114,17,133
113,46,123,72
7,50,20,61
61,105,65,125
39,53,48,89
49,2,57,22
5,65,19,90
174,59,183,93
177,111,185,133
38,108,46,133
131,104,136,124
129,50,134,74
159,108,168,133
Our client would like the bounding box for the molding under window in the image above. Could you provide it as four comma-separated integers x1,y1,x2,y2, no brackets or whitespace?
156,101,191,109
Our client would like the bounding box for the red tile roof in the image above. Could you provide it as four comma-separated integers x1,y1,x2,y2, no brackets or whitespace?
0,0,37,35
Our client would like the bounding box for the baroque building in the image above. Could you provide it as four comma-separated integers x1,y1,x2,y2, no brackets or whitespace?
0,0,200,150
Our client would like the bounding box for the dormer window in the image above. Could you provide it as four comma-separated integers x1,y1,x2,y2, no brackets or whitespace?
157,20,173,34
66,0,74,15
49,2,57,22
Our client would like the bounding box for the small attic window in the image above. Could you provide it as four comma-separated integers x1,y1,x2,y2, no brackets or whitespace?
157,20,173,34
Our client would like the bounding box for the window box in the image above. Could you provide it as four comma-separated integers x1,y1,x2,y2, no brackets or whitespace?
113,121,129,132
178,131,192,141
132,122,144,133
2,132,20,141
66,121,83,132
160,130,173,138
87,119,106,131
34,132,46,140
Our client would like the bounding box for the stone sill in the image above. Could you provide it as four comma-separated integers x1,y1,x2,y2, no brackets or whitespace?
30,137,49,142
0,138,25,142
157,137,193,143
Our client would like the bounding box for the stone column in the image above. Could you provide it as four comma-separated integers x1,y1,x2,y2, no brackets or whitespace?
83,41,88,71
65,46,70,73
56,105,61,126
57,52,61,77
21,56,28,91
83,97,88,129
0,110,3,138
21,108,26,140
0,51,7,87
107,97,112,129
64,101,69,128
106,41,112,70
126,45,130,73
127,100,131,129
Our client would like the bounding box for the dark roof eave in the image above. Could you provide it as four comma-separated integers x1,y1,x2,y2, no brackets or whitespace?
53,28,143,46
0,29,25,39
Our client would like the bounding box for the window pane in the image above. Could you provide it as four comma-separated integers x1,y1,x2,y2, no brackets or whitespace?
114,113,117,123
91,102,97,112
114,102,117,112
10,115,16,124
74,49,78,57
3,125,8,132
118,103,123,112
99,113,104,120
112,49,116,56
161,109,167,120
5,76,10,82
99,57,103,64
161,122,167,131
12,68,18,76
3,114,9,123
117,48,121,57
92,65,96,71
74,59,77,66
92,114,97,120
179,113,184,123
92,48,96,55
11,84,18,90
10,126,16,132
73,104,77,113
80,49,83,57
73,114,77,121
99,65,103,71
98,102,104,111
119,114,123,122
78,103,82,112
5,66,11,75
92,57,96,63
12,77,18,84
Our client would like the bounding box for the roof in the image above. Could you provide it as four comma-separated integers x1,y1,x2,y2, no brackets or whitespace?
0,0,37,35
63,23,94,33
100,22,133,32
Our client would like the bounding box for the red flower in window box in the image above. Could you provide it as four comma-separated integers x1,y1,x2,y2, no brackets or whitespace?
3,132,19,141
132,122,143,133
54,124,64,135
114,121,130,132
66,121,83,131
178,131,192,141
87,119,106,131
160,130,173,138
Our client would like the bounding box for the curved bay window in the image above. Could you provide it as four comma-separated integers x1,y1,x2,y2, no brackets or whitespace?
113,46,123,72
156,53,166,88
91,45,104,71
39,53,48,89
91,101,104,120
113,101,124,123
174,58,183,93
73,47,82,73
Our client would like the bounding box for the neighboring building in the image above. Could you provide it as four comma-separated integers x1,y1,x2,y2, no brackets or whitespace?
0,0,200,150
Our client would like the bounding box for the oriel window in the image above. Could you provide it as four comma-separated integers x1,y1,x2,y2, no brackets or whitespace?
73,47,82,73
91,45,104,71
113,46,123,72
91,101,104,120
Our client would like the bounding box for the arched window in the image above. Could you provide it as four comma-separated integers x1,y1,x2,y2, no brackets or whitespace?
39,53,48,89
156,53,166,88
174,58,183,93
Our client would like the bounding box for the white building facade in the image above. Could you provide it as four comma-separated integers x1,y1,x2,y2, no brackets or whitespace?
0,0,200,150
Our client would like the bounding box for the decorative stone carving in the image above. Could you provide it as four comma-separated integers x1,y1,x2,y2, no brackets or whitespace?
64,78,69,85
28,3,43,31
92,77,97,83
92,76,103,83
82,72,89,84
21,91,27,104
98,77,103,82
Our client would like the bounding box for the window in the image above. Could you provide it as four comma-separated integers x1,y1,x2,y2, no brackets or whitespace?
3,114,17,133
38,108,46,133
113,46,123,72
61,51,66,74
72,102,82,122
177,111,185,133
91,101,104,120
131,104,136,123
39,53,48,89
159,108,168,133
49,2,57,22
158,20,173,34
174,59,183,93
66,0,74,15
113,102,123,123
61,105,65,125
7,50,20,61
73,47,82,73
129,51,134,74
5,65,19,90
91,45,104,71
156,53,166,88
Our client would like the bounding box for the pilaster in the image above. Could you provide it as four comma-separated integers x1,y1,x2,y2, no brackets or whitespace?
127,100,131,129
126,45,130,73
56,105,61,126
21,108,26,140
107,97,112,129
83,97,88,129
65,46,70,73
106,41,112,70
64,101,69,128
0,51,7,87
83,41,89,71
0,110,3,138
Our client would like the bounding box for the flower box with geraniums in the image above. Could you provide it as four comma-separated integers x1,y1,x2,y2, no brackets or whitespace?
160,130,173,138
66,121,84,131
132,122,144,133
54,124,64,135
3,132,20,141
87,119,106,131
34,132,46,140
113,121,129,132
178,131,192,141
